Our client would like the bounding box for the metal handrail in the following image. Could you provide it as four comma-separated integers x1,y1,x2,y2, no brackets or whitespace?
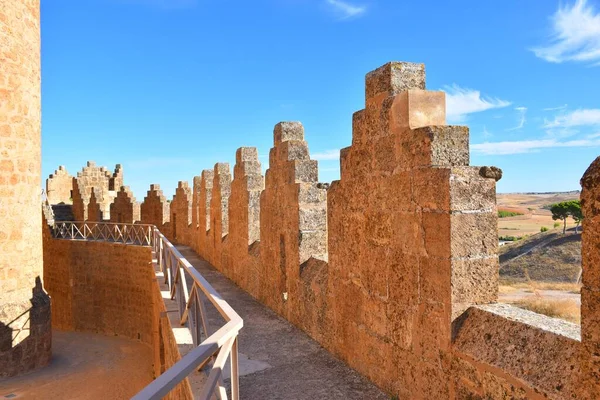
49,221,243,399
51,221,154,246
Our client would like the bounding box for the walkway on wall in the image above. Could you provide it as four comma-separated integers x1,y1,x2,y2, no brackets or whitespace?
175,246,388,400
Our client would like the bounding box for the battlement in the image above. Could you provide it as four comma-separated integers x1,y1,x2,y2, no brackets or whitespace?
46,61,600,399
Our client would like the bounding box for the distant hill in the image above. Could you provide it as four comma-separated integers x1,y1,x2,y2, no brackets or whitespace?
499,230,581,283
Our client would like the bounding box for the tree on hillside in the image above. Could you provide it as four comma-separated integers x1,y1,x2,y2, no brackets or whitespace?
551,202,571,234
568,200,583,233
550,200,582,234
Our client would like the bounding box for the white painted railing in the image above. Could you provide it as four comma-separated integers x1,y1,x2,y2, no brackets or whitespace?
50,222,243,400
133,228,243,400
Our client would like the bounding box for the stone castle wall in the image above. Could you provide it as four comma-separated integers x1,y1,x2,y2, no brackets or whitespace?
42,224,193,398
52,161,124,220
111,61,599,398
87,188,103,222
0,0,51,377
110,186,140,223
43,228,154,344
46,165,72,204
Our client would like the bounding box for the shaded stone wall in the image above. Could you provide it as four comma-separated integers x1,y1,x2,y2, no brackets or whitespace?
110,186,140,223
0,0,51,377
43,234,154,344
170,181,193,245
207,163,231,269
197,170,214,260
190,176,201,252
87,188,103,222
580,157,600,398
43,228,193,398
46,165,72,204
109,163,123,191
225,147,264,293
140,184,170,237
71,178,86,221
259,123,328,329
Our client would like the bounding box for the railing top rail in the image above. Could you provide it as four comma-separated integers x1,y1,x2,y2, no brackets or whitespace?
54,221,155,229
154,228,243,325
50,221,243,399
131,318,242,400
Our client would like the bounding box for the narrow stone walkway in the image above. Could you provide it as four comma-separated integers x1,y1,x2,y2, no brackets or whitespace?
176,246,388,400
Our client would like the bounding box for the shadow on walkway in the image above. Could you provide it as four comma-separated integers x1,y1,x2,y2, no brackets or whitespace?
176,246,388,400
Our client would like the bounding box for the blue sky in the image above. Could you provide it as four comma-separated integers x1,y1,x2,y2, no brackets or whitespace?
41,0,600,199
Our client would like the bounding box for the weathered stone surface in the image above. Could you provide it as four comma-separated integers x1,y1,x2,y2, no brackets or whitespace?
140,184,170,228
0,1,51,377
326,61,502,398
170,181,193,245
452,304,580,399
197,170,214,257
365,62,425,104
207,163,231,269
225,147,265,292
75,161,122,220
190,176,201,252
38,61,600,399
259,121,328,335
479,165,503,181
580,156,600,396
87,188,103,222
110,186,139,223
46,165,72,204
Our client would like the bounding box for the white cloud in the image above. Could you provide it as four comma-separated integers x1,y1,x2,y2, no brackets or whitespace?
325,0,366,20
544,108,600,128
472,138,600,155
532,0,600,64
543,104,568,111
482,126,493,138
443,85,511,123
507,106,527,131
312,149,340,161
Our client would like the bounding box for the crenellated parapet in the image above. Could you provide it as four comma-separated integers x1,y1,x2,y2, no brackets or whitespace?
326,62,499,397
259,122,328,322
197,170,214,254
140,184,170,234
190,176,202,252
580,158,600,396
71,177,88,221
110,186,139,223
75,161,123,219
226,148,264,289
207,163,232,269
87,188,104,222
64,61,600,399
46,165,72,204
109,164,123,191
170,181,193,245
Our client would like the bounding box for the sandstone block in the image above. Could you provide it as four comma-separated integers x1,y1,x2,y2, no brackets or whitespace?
366,62,425,104
274,121,304,144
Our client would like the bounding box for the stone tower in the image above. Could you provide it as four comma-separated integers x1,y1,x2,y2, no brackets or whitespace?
0,1,51,377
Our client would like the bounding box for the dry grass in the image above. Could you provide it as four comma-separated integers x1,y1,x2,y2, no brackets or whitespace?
514,295,580,324
499,234,581,283
498,285,519,294
499,279,581,293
